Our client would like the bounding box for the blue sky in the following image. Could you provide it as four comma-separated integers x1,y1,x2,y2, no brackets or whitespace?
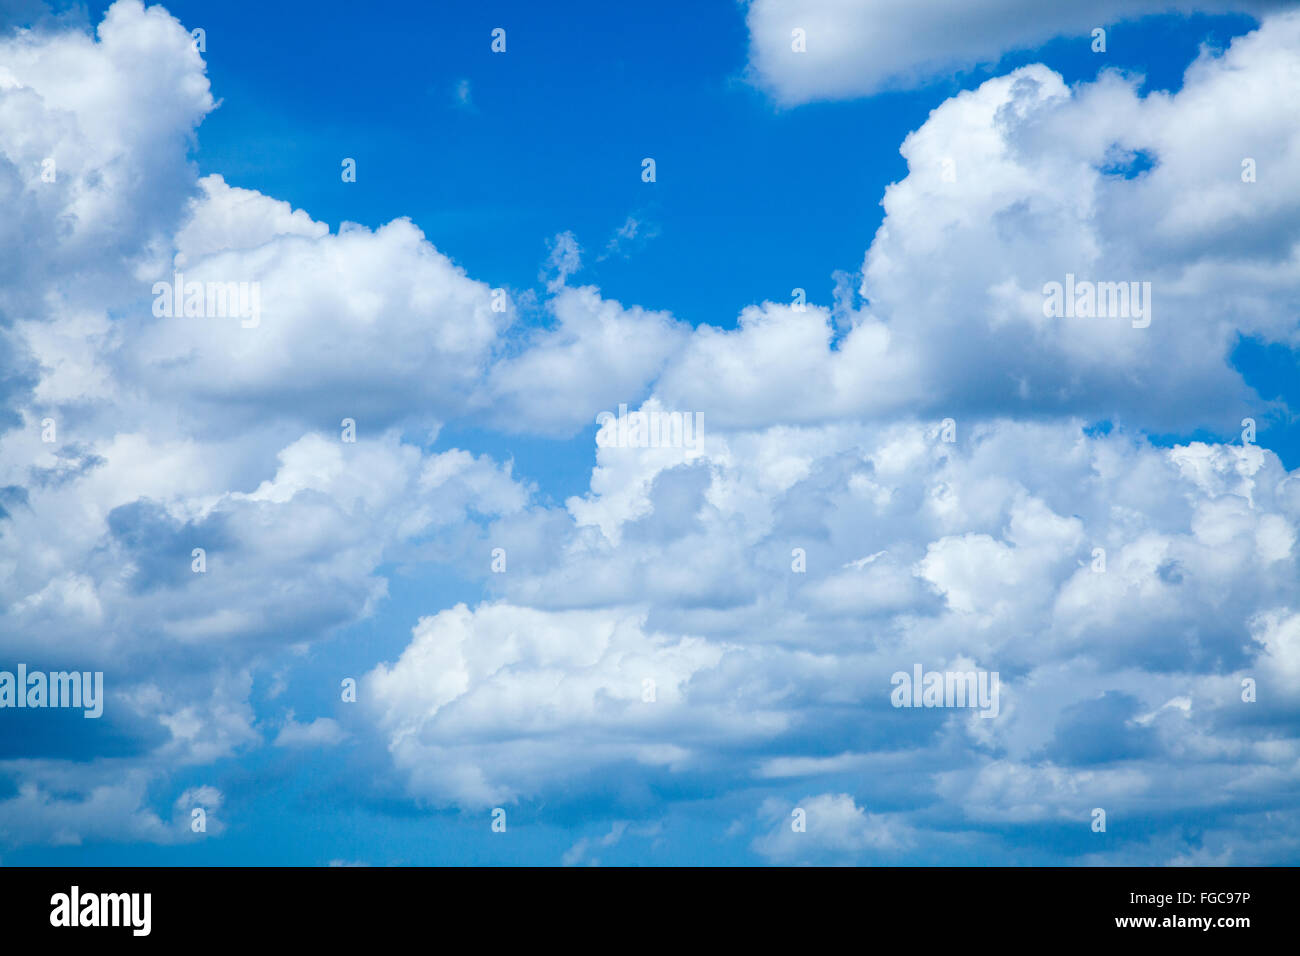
2,0,1299,865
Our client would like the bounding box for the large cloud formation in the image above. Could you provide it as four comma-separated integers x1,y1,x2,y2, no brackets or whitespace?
0,1,1298,864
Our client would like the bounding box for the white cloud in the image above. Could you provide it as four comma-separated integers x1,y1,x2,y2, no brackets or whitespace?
657,17,1300,433
744,0,1282,104
274,713,348,748
484,288,690,435
753,793,913,863
541,230,582,292
363,603,738,806
0,0,213,320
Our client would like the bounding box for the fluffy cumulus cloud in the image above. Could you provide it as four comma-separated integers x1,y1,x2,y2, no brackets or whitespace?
2,1,1300,864
664,16,1300,433
483,286,690,435
134,184,508,431
743,0,1286,104
363,416,1300,862
363,604,736,806
0,0,534,843
753,793,912,864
